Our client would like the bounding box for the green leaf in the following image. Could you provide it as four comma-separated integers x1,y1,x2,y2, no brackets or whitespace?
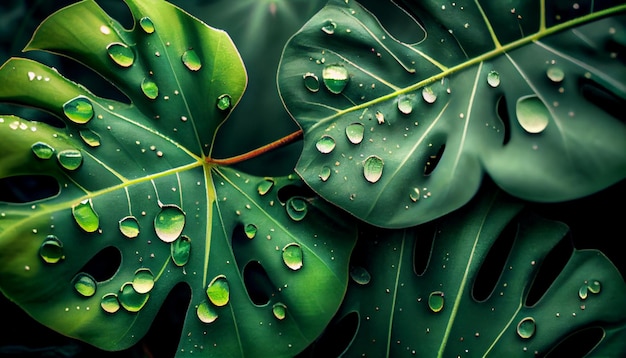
278,0,626,228
0,1,357,356
305,187,626,357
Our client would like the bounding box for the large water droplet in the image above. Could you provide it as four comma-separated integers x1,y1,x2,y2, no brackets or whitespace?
100,293,120,313
119,282,149,313
245,224,257,239
272,302,287,320
119,216,140,239
428,291,444,313
171,235,191,266
516,317,536,339
257,179,274,196
282,243,303,271
139,17,155,34
487,70,501,88
286,197,308,222
363,155,384,183
546,65,565,83
319,166,331,182
303,72,320,93
154,205,185,243
141,78,159,100
316,135,336,154
39,235,64,264
516,96,550,133
578,285,589,300
197,301,218,323
397,95,414,114
206,275,230,307
63,97,94,124
422,86,437,103
31,141,55,160
107,43,135,67
57,150,83,171
72,272,97,297
322,64,350,94
182,49,202,71
72,199,99,233
321,20,337,35
350,266,371,285
409,188,420,202
587,280,601,294
346,123,364,144
79,129,101,147
216,94,232,111
133,268,155,294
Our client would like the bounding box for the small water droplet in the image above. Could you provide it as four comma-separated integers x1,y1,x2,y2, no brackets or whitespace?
58,149,83,171
375,111,385,124
272,302,287,320
578,285,588,300
346,123,364,144
282,243,303,270
350,266,371,285
216,94,232,111
141,78,159,100
516,317,536,339
363,155,384,183
118,216,140,238
154,205,185,243
39,235,64,264
257,179,274,195
63,96,94,124
72,199,99,233
100,293,120,313
316,135,336,154
72,272,97,297
422,86,437,103
79,129,101,147
319,166,331,181
197,301,218,323
31,141,55,160
206,275,230,307
322,64,349,94
119,282,149,312
245,224,258,239
133,268,155,294
171,235,191,266
546,65,565,83
107,43,135,67
428,291,444,313
286,197,308,222
182,50,202,71
303,72,320,93
139,17,155,34
321,20,337,35
410,188,420,202
516,95,550,133
397,95,414,114
487,70,501,88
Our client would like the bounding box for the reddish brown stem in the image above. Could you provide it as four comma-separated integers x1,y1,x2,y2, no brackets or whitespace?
206,129,303,166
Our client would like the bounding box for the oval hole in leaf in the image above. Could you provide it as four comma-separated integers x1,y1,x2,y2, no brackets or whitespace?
298,311,359,357
496,95,512,145
423,144,445,176
525,234,573,306
78,246,121,282
243,261,273,306
143,282,190,357
544,326,604,358
413,222,437,276
0,175,59,203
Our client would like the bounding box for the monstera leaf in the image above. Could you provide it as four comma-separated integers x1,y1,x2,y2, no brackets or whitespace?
278,0,626,228
0,0,356,356
303,187,626,357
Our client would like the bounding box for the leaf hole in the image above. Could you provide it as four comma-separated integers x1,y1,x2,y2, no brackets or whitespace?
496,95,511,145
423,144,445,176
0,175,59,203
525,234,573,306
143,282,190,358
78,246,121,282
413,222,437,276
544,326,604,358
297,311,359,357
243,261,274,306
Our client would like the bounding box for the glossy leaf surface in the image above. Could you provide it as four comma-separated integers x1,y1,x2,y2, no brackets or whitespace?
0,1,356,356
278,0,626,228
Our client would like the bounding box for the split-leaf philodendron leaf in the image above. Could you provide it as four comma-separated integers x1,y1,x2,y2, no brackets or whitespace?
0,0,357,356
278,0,626,228
306,188,626,357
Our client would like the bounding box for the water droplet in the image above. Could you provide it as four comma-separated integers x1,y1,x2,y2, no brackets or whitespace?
346,123,364,144
141,78,159,100
139,17,155,34
63,96,94,124
133,268,155,294
319,166,331,182
286,197,308,222
72,199,99,233
428,291,444,313
57,149,83,171
363,155,384,183
79,129,101,147
245,224,257,239
316,135,336,154
375,111,385,124
100,293,120,313
31,141,55,160
516,317,536,339
257,179,274,195
397,95,414,114
216,94,232,111
303,72,320,92
182,50,202,71
409,188,420,202
487,70,501,87
171,235,191,266
350,266,371,285
206,275,230,307
282,243,303,271
516,95,550,133
119,216,140,238
321,20,337,35
272,302,287,320
154,205,185,243
107,43,135,67
578,285,588,300
39,235,64,264
72,273,97,297
119,282,149,312
546,65,564,83
422,86,437,103
587,280,601,294
322,64,350,94
197,301,218,323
